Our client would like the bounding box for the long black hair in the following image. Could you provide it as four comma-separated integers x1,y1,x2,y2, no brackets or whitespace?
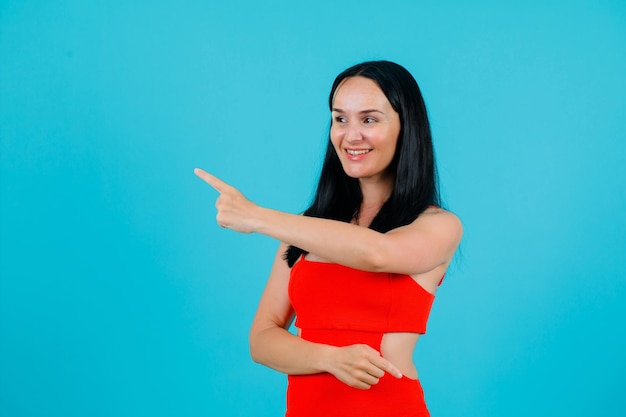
285,60,440,267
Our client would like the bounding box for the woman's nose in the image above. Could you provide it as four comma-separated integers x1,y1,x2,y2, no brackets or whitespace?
345,122,363,142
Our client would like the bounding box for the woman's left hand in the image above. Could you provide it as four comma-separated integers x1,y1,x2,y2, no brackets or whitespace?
194,168,259,234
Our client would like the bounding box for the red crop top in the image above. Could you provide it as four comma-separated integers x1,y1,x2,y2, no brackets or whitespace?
289,257,440,334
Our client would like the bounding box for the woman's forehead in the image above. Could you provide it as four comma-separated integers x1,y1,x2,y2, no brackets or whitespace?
332,76,392,112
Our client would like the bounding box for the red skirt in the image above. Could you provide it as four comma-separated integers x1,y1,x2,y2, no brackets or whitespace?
285,329,430,417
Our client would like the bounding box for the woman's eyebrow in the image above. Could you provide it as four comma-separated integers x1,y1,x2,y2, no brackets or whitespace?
332,107,385,114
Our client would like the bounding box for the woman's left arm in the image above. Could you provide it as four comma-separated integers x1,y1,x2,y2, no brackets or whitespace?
195,168,462,276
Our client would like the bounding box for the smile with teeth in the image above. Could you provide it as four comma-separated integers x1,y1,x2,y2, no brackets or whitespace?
346,149,372,156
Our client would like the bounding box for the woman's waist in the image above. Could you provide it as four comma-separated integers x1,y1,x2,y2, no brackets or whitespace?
298,328,385,349
298,328,420,379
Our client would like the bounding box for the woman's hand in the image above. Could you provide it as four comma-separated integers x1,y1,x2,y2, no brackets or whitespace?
325,344,403,390
194,168,258,234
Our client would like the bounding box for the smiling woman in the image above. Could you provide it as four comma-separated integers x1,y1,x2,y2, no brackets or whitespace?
195,61,462,417
330,76,401,184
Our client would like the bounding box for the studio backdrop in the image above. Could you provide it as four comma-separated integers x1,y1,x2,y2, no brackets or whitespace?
1,1,625,416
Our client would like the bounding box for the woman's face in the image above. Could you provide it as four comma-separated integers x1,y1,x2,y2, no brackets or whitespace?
330,76,401,183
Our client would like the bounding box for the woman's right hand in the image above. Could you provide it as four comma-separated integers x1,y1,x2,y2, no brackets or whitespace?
194,168,260,233
325,344,403,390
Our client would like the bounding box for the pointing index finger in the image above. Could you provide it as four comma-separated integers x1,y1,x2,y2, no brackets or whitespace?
371,356,403,379
194,168,228,192
384,361,403,379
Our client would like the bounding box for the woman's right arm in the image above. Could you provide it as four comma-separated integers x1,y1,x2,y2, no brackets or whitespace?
249,243,403,389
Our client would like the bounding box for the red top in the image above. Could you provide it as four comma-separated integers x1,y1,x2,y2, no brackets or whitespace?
289,257,439,334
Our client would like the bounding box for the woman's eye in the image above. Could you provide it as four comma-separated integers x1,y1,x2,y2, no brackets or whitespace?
334,116,346,123
364,117,376,124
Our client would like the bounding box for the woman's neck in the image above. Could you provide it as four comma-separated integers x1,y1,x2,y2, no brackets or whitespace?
359,175,393,208
356,176,394,226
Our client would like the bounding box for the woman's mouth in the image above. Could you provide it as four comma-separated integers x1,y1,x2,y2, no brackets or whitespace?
345,148,372,161
346,149,371,156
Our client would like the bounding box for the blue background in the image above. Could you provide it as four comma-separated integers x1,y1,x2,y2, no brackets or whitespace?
1,1,625,416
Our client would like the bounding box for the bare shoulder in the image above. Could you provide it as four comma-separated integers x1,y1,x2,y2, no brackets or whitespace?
382,207,462,275
413,207,463,243
423,206,462,223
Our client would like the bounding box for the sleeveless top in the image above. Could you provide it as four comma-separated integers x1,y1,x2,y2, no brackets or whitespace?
285,257,440,417
288,257,440,334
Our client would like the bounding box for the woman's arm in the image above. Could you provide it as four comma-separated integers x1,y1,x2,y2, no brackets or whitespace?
249,243,403,389
195,168,463,275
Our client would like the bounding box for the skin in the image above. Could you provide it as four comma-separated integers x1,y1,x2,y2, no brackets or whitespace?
194,76,463,389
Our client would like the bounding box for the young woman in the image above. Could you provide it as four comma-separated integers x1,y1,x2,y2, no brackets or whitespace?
195,61,462,417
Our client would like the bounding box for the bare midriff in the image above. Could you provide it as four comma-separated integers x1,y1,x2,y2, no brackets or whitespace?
381,332,420,380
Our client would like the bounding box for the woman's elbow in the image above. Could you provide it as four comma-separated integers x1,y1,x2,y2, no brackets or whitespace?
249,347,262,364
249,330,264,364
249,325,279,365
